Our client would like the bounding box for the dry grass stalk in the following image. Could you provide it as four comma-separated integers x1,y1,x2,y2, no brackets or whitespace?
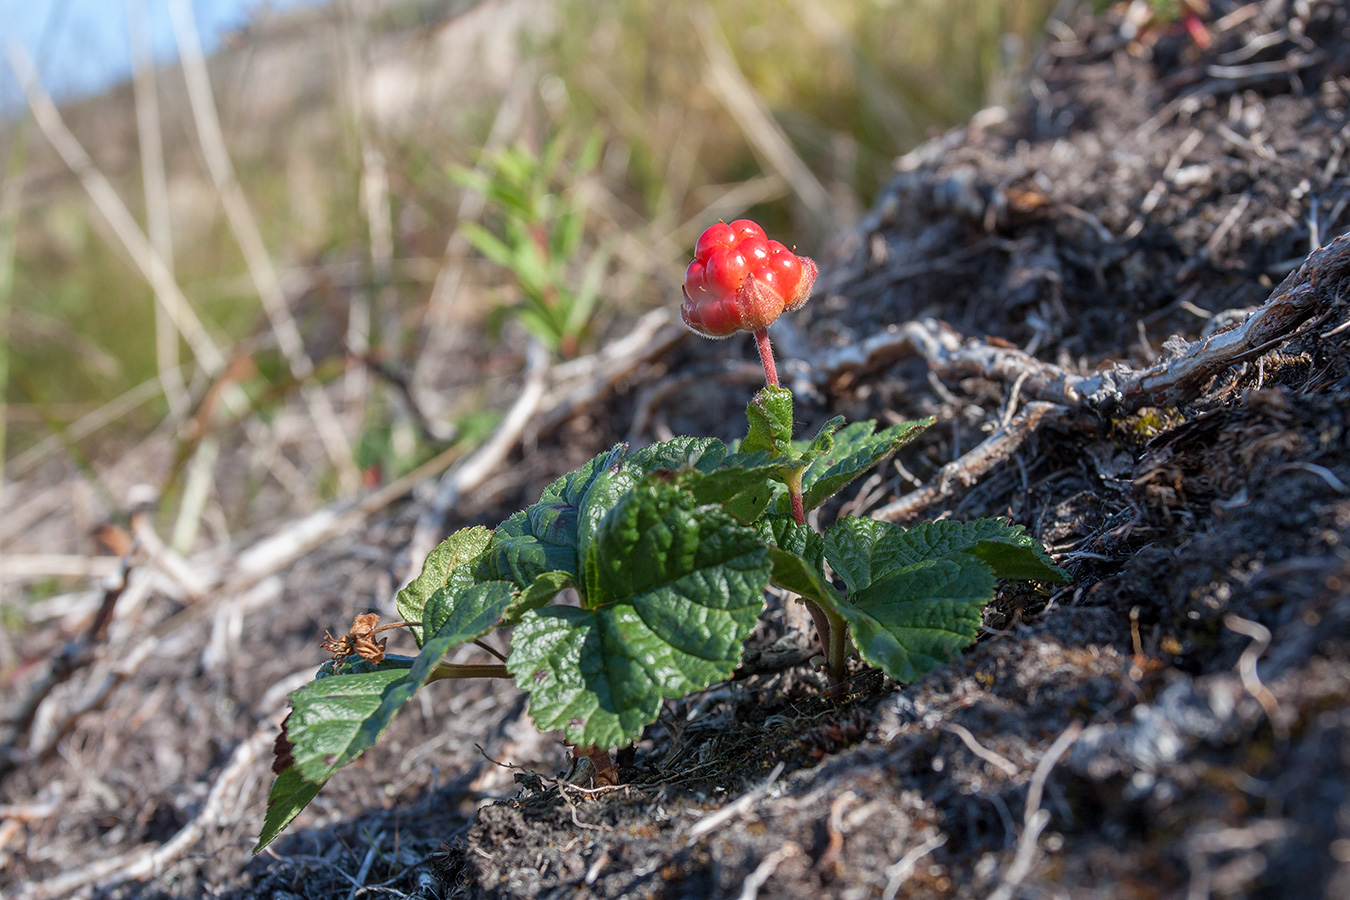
4,45,225,374
168,0,361,495
411,70,530,426
695,7,836,235
127,0,188,417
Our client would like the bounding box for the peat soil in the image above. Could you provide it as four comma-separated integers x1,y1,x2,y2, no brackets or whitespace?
6,1,1350,898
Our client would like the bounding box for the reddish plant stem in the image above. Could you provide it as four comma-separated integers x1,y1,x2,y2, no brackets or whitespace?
578,745,619,785
753,328,779,387
789,486,806,526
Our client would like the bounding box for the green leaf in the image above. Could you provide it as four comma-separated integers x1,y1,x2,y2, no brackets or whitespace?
627,438,786,523
804,416,846,457
502,570,574,626
793,418,932,513
480,446,627,587
821,516,1064,682
833,556,994,682
757,515,839,607
508,477,771,748
684,453,791,524
459,222,515,271
316,655,415,679
256,767,322,853
259,581,517,851
823,517,1065,591
741,386,796,458
625,436,727,473
396,526,492,645
967,529,1067,582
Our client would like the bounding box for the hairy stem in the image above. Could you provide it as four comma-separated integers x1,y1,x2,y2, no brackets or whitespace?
784,468,806,526
800,598,847,701
753,327,779,387
824,605,849,701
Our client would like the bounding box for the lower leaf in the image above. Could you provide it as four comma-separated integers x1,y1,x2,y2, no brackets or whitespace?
832,557,995,683
256,580,518,852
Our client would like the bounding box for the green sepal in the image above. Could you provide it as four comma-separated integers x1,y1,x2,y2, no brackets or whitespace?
396,525,492,645
804,416,846,457
741,385,795,458
508,476,771,748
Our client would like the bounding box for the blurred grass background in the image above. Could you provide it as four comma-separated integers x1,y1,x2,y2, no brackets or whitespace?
0,0,1058,513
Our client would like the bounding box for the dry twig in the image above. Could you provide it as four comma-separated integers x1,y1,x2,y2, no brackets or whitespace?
872,402,1064,522
816,234,1349,413
986,720,1083,900
169,0,360,495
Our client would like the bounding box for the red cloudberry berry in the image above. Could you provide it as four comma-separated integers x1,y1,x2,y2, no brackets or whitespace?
680,219,817,339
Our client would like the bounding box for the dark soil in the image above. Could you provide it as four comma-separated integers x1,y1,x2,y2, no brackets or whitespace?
5,1,1350,898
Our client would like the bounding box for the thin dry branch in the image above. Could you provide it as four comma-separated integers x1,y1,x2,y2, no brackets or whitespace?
168,0,360,495
986,720,1083,900
0,530,140,768
412,70,529,424
537,308,687,435
4,44,224,373
695,8,836,234
871,402,1064,522
406,340,552,577
816,233,1350,413
15,680,303,900
127,0,187,417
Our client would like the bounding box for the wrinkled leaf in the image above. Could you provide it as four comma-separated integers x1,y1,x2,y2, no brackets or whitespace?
258,580,517,852
508,477,771,748
481,445,628,587
833,556,994,682
255,667,406,852
824,517,1065,592
625,436,727,473
502,570,574,625
256,768,323,853
792,418,933,513
396,526,492,645
822,516,1063,682
683,453,791,524
757,515,838,607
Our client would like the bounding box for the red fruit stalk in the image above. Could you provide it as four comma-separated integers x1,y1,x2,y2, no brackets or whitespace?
681,219,817,387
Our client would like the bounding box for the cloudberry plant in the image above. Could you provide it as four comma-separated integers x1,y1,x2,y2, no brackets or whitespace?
256,219,1065,852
